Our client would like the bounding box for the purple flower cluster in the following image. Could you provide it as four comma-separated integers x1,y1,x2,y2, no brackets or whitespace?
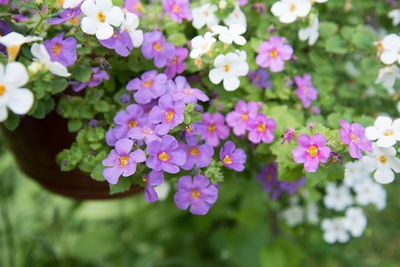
142,30,175,68
162,0,192,24
226,100,276,144
44,33,77,66
257,162,306,200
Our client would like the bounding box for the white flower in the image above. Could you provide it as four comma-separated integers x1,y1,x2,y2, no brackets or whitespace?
379,34,400,65
190,32,216,59
80,0,124,40
30,43,70,77
0,32,42,61
354,177,387,210
365,116,400,147
63,0,83,9
343,207,367,237
282,205,304,226
388,9,400,26
211,24,246,46
321,218,349,244
224,4,246,28
154,182,170,201
192,3,219,30
121,12,143,47
271,0,312,24
344,161,370,188
375,65,400,95
209,50,249,91
219,0,227,9
312,0,327,3
323,183,353,211
306,202,319,224
361,143,400,184
298,14,319,45
0,62,34,122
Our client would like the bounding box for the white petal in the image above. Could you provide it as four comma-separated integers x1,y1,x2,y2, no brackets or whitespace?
279,11,297,23
388,157,400,173
223,74,240,91
271,2,286,16
380,50,398,65
233,36,246,46
96,0,112,11
96,23,114,40
48,62,71,77
362,155,378,172
295,0,312,17
4,62,28,89
377,135,396,147
81,17,99,35
375,116,392,130
80,0,97,16
298,28,310,41
131,30,143,47
374,168,395,184
209,68,223,84
365,126,381,140
106,6,123,27
382,34,400,49
6,88,34,115
31,43,50,62
0,106,8,122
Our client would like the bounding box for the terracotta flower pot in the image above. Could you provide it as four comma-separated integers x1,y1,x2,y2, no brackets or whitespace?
0,112,142,200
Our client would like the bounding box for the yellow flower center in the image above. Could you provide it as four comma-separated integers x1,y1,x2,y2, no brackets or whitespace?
172,56,178,64
0,84,6,97
184,89,193,94
255,75,260,82
257,123,266,132
290,4,296,11
242,113,248,122
153,42,162,51
69,17,78,26
270,49,278,58
384,129,394,136
195,57,203,67
350,133,357,142
267,174,273,181
204,11,209,16
172,5,180,13
97,12,105,23
53,44,62,55
307,146,318,157
209,124,216,133
129,120,137,128
192,189,200,199
165,111,174,122
144,80,153,87
234,11,239,18
189,147,200,156
119,156,129,167
186,125,193,133
224,64,230,72
143,128,153,134
379,155,387,163
7,45,21,61
142,175,147,184
223,155,232,164
158,152,169,161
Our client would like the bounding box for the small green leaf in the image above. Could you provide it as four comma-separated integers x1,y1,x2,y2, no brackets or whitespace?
109,178,132,195
68,119,82,132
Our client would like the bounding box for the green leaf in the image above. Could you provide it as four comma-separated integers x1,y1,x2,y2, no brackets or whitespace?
167,33,187,46
319,21,338,39
3,112,20,131
109,178,132,195
68,119,82,132
50,78,69,94
325,35,347,54
71,65,93,83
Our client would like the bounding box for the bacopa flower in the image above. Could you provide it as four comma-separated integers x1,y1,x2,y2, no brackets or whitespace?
321,218,349,244
128,123,161,145
174,175,218,215
142,30,175,68
379,34,400,65
344,160,370,188
226,100,258,136
365,116,400,147
282,205,304,226
49,7,82,25
224,4,246,28
362,143,400,184
149,94,185,135
256,36,293,73
179,135,214,170
64,0,83,9
200,112,229,147
0,32,42,61
248,69,273,89
388,9,400,26
280,176,306,195
339,120,373,159
247,113,276,144
168,76,209,104
113,104,143,139
323,183,353,211
190,32,216,59
143,170,164,203
343,207,367,238
123,0,143,16
162,0,192,23
146,135,186,173
121,12,143,48
298,13,319,46
256,162,283,199
295,73,317,108
80,0,124,40
30,43,70,77
99,30,133,57
281,127,295,144
192,3,218,29
219,141,246,172
211,24,247,46
0,62,34,122
354,177,387,210
164,47,188,79
271,0,311,24
102,138,146,184
44,33,77,67
292,133,331,172
126,70,168,104
209,50,249,91
375,65,400,95
71,67,109,92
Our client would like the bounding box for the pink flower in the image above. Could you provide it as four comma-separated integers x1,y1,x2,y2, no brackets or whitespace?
339,120,373,159
255,35,293,72
162,0,192,23
226,100,258,136
295,74,317,108
200,112,229,147
292,134,331,172
247,113,276,144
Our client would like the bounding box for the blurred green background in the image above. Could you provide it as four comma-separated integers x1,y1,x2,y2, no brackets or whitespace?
0,149,399,267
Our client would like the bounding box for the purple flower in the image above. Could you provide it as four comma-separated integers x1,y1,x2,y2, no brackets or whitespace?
174,175,218,215
281,127,295,144
219,141,246,172
280,176,306,195
252,3,265,13
162,0,192,23
105,128,118,146
143,170,164,203
238,0,248,6
149,94,185,135
295,74,317,108
138,99,159,122
179,135,214,170
0,0,8,5
311,106,321,114
99,30,133,57
184,122,206,137
226,100,259,136
113,104,144,139
339,120,373,159
89,119,98,128
168,76,209,104
146,135,186,173
126,70,168,104
128,123,161,145
142,30,175,68
0,20,12,55
123,0,143,16
200,112,229,147
120,94,131,104
44,33,77,67
247,113,276,144
292,134,331,173
256,35,293,72
248,69,272,89
256,162,283,200
49,7,82,25
102,138,146,184
165,46,188,78
71,67,110,92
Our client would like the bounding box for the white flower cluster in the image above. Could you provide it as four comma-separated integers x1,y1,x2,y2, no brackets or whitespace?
376,33,400,94
190,2,249,92
281,192,319,227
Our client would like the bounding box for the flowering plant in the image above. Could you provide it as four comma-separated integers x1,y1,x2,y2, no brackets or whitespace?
1,0,400,254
